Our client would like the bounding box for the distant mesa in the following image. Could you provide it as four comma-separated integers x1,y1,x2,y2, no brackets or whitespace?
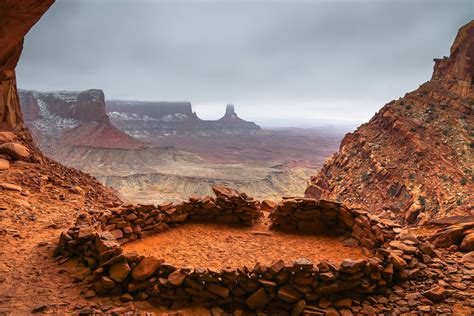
19,89,146,153
19,89,262,153
106,100,261,139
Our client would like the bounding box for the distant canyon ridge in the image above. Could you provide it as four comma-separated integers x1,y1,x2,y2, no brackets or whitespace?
107,100,261,139
18,89,342,203
19,89,261,147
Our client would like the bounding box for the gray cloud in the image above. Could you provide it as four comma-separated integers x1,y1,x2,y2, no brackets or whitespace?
17,0,473,126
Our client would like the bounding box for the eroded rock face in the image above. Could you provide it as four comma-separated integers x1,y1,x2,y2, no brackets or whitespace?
305,20,474,224
432,20,474,97
19,89,146,153
106,100,261,139
20,89,109,123
0,0,54,131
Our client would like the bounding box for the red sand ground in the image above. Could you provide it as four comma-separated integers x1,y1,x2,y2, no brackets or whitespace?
122,222,365,270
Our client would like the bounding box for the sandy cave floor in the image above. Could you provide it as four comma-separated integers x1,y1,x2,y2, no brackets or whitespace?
122,221,366,270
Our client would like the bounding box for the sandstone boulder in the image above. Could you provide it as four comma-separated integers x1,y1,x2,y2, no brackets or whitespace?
131,256,162,281
212,185,240,198
261,199,276,211
0,158,9,170
109,261,131,283
431,225,466,248
460,233,474,252
168,270,186,286
422,286,447,302
0,182,22,192
0,132,15,144
0,142,29,160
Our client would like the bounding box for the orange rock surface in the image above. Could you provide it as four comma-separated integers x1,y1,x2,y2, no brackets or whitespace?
306,20,474,225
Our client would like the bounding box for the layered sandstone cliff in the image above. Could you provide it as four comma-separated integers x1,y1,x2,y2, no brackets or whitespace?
305,20,474,225
19,89,146,153
0,1,121,206
107,100,261,139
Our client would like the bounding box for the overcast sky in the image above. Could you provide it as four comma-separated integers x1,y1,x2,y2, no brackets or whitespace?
17,0,472,126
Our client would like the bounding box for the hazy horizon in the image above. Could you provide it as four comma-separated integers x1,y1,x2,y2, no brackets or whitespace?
17,0,472,125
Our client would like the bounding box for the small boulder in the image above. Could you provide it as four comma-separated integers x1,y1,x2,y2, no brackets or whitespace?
0,158,9,170
131,256,162,281
0,132,15,144
422,286,447,302
431,225,466,248
0,142,29,160
109,261,131,283
119,293,133,302
0,182,22,192
168,270,187,286
460,233,474,252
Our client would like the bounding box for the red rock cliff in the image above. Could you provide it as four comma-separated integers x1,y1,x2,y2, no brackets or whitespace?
432,20,474,97
0,0,54,131
305,20,474,225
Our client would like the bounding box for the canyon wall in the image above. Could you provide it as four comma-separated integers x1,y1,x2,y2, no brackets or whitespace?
0,0,54,131
107,100,261,138
432,21,474,97
19,89,146,153
21,89,109,123
305,20,474,225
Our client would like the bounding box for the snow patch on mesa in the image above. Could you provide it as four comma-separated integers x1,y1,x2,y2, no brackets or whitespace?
109,112,188,122
32,96,79,139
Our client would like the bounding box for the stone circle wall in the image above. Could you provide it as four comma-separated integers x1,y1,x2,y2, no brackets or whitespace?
55,188,439,312
270,198,398,250
95,185,261,244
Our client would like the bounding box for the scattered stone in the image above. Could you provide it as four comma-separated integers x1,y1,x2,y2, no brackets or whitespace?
422,286,447,302
0,182,22,192
120,293,133,302
32,305,48,313
417,305,432,313
460,233,474,252
0,158,9,170
0,142,29,160
83,290,96,299
0,132,16,144
451,282,467,290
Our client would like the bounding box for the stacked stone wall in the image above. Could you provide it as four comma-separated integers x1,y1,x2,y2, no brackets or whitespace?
55,189,439,312
270,198,398,250
92,186,261,244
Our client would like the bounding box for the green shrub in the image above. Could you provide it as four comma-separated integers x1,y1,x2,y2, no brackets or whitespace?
361,173,369,182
